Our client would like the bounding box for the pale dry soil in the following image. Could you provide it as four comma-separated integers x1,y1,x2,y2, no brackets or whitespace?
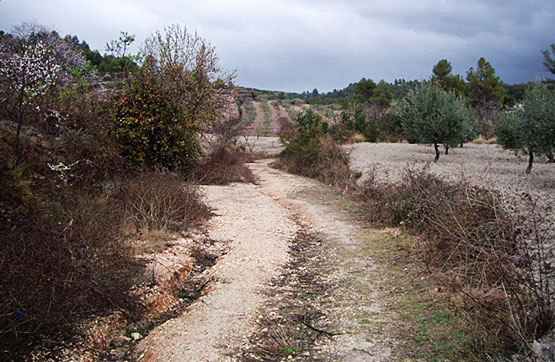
135,159,398,361
348,142,555,205
348,142,555,262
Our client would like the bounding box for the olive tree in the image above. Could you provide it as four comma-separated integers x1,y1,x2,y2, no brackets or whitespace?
393,83,477,162
497,85,555,173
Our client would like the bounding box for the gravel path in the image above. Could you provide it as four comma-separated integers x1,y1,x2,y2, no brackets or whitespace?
135,160,395,361
251,161,396,361
135,179,297,361
133,143,554,361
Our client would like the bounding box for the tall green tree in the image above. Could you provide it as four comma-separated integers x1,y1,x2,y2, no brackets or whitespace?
393,83,476,162
354,78,376,103
466,57,503,107
466,57,504,138
542,44,555,75
433,59,452,81
432,59,465,95
496,85,555,173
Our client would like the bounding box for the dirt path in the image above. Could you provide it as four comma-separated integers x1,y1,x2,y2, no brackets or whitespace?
249,161,397,361
135,160,395,361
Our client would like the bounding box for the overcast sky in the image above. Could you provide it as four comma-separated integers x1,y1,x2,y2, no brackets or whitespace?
1,0,553,92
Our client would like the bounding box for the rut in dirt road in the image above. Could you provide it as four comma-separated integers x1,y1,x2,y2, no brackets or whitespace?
135,160,395,361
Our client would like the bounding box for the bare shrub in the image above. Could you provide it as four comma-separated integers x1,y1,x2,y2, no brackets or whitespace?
210,117,243,146
277,116,293,135
356,166,553,356
196,145,256,185
121,172,211,232
278,135,356,189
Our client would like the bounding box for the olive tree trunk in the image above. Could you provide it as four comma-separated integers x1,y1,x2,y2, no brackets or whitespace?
526,150,534,174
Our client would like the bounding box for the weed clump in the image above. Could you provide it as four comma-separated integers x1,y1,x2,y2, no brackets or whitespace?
277,109,356,188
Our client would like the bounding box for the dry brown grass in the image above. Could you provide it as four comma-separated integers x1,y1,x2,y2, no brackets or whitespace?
471,136,498,144
346,132,367,144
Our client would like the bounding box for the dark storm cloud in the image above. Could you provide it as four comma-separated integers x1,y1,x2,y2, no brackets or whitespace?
1,0,553,92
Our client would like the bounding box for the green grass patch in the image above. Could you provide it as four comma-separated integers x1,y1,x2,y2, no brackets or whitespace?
243,100,256,125
280,345,301,356
360,229,479,361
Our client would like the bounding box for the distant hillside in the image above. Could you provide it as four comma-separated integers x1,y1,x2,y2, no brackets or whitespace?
235,97,342,137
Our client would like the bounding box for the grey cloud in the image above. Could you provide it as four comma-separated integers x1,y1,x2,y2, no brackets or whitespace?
0,0,553,92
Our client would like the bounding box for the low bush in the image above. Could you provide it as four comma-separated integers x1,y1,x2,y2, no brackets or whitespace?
196,144,256,185
356,166,553,356
278,110,356,188
328,122,353,143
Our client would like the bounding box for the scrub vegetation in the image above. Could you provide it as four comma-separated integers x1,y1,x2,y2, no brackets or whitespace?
1,19,553,361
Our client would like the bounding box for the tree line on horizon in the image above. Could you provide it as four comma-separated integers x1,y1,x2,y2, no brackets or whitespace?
0,24,553,172
275,50,554,172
